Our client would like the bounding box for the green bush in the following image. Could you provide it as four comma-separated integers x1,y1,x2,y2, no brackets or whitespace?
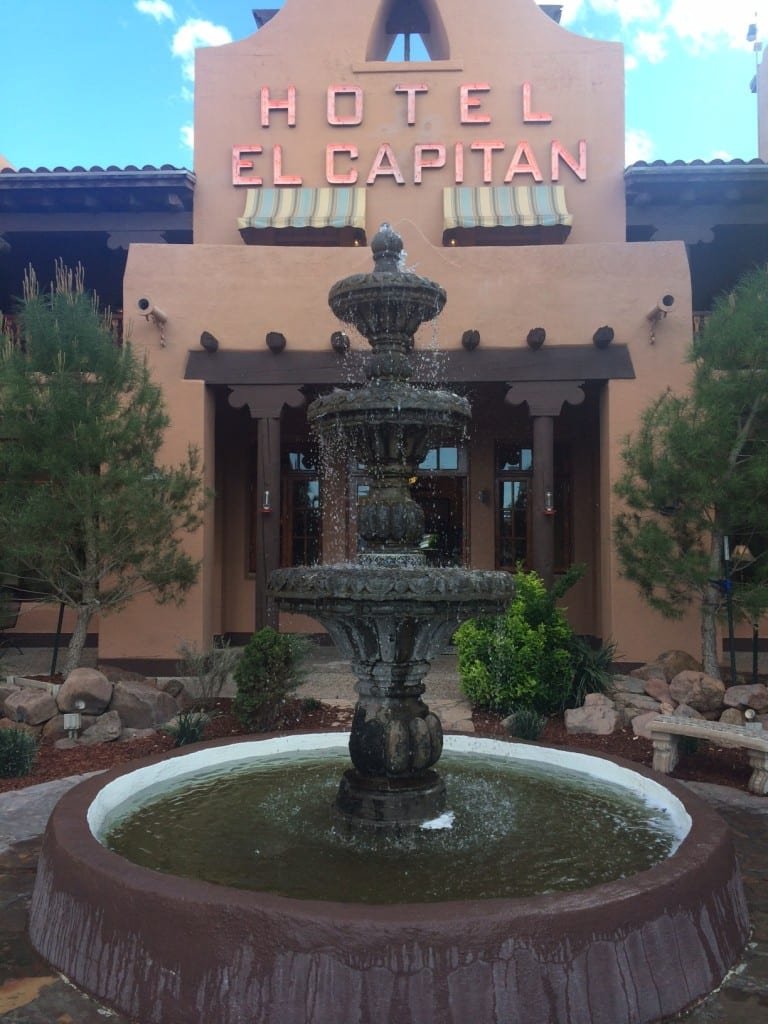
455,568,576,716
568,636,617,708
504,707,546,741
0,727,38,778
233,628,308,731
163,709,210,748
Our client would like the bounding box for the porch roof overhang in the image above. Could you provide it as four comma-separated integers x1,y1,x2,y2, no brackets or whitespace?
184,344,635,387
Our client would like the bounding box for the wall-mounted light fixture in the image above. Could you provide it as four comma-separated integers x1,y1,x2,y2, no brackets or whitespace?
200,330,219,353
526,327,546,350
262,489,272,513
461,329,480,351
543,489,555,515
592,325,614,349
137,297,168,346
266,331,286,353
331,330,350,354
647,294,675,344
477,489,489,505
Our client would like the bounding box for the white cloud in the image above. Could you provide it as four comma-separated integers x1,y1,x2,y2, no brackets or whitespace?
172,19,233,82
625,127,655,163
708,148,734,161
135,0,175,22
589,0,662,23
625,52,639,70
664,1,766,53
180,123,194,150
633,29,667,62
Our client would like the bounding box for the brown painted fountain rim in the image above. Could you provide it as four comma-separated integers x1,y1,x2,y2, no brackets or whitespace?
44,730,738,927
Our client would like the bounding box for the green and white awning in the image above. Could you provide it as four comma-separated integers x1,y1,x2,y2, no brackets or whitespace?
443,186,572,244
238,187,366,242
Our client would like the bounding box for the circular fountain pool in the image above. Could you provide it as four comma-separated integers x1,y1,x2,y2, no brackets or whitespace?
29,733,749,1024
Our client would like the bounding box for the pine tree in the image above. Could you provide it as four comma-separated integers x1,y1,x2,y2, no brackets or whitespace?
614,265,768,678
0,263,207,674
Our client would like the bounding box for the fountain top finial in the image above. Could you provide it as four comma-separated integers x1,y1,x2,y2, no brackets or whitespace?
371,223,403,273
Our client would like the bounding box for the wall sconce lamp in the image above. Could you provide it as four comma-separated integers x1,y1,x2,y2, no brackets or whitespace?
331,330,350,354
266,331,286,354
462,329,480,351
543,489,555,515
137,297,168,346
647,294,675,344
592,325,614,349
477,489,489,505
200,330,219,353
526,327,546,350
262,489,272,513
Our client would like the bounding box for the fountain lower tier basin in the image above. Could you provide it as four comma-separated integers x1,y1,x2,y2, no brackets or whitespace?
29,734,749,1024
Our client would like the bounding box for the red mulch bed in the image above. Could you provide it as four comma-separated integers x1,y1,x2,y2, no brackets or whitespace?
0,699,754,795
0,698,353,795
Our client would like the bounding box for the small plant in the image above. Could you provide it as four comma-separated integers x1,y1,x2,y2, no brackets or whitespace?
0,727,38,778
177,638,241,705
504,707,546,741
233,628,309,731
568,636,618,708
301,697,322,713
163,709,210,748
455,567,576,716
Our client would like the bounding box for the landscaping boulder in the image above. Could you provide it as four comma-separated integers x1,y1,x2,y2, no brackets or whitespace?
672,702,703,719
3,687,57,726
564,703,621,735
609,674,646,695
119,727,159,742
719,708,743,726
669,671,725,713
57,667,113,715
80,710,123,745
644,677,673,705
654,650,702,681
631,711,660,739
629,663,666,683
0,716,40,736
109,680,179,729
723,684,768,714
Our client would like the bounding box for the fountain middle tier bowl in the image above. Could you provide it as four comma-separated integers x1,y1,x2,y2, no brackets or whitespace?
29,735,749,1024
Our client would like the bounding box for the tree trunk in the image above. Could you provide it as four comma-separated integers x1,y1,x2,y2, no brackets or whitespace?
63,604,95,676
700,532,723,679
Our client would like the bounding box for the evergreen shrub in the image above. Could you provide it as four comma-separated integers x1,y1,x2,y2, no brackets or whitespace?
455,568,577,716
233,628,308,731
0,727,38,778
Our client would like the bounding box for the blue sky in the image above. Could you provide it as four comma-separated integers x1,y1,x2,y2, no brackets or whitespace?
1,0,764,170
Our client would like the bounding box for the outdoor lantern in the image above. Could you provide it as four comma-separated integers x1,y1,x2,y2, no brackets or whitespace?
543,489,555,515
266,331,286,353
262,489,272,513
62,712,82,739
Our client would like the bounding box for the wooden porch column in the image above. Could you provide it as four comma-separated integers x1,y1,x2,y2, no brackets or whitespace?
505,381,585,589
229,385,305,631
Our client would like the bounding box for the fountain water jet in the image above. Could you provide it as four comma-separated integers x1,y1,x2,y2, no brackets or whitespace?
27,227,750,1024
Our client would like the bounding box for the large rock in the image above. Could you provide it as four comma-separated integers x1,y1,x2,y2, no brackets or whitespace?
57,668,113,714
609,674,647,695
654,650,702,681
631,711,660,739
629,663,666,683
564,704,621,735
3,687,57,726
723,684,768,714
719,707,744,726
669,671,726,713
109,680,179,729
80,710,123,745
644,677,673,704
0,716,40,736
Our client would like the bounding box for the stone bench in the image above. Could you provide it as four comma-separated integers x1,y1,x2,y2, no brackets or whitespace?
649,715,768,796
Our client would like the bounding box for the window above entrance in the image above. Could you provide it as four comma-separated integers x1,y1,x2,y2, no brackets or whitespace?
443,185,573,247
238,187,366,246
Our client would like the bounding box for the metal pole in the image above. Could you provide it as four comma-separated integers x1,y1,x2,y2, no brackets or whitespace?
753,620,759,686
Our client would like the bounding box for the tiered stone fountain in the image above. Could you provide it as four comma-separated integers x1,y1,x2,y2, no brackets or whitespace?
270,224,514,830
28,227,750,1024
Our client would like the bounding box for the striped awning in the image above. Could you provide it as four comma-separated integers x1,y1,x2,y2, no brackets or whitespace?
238,187,366,243
443,186,572,244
